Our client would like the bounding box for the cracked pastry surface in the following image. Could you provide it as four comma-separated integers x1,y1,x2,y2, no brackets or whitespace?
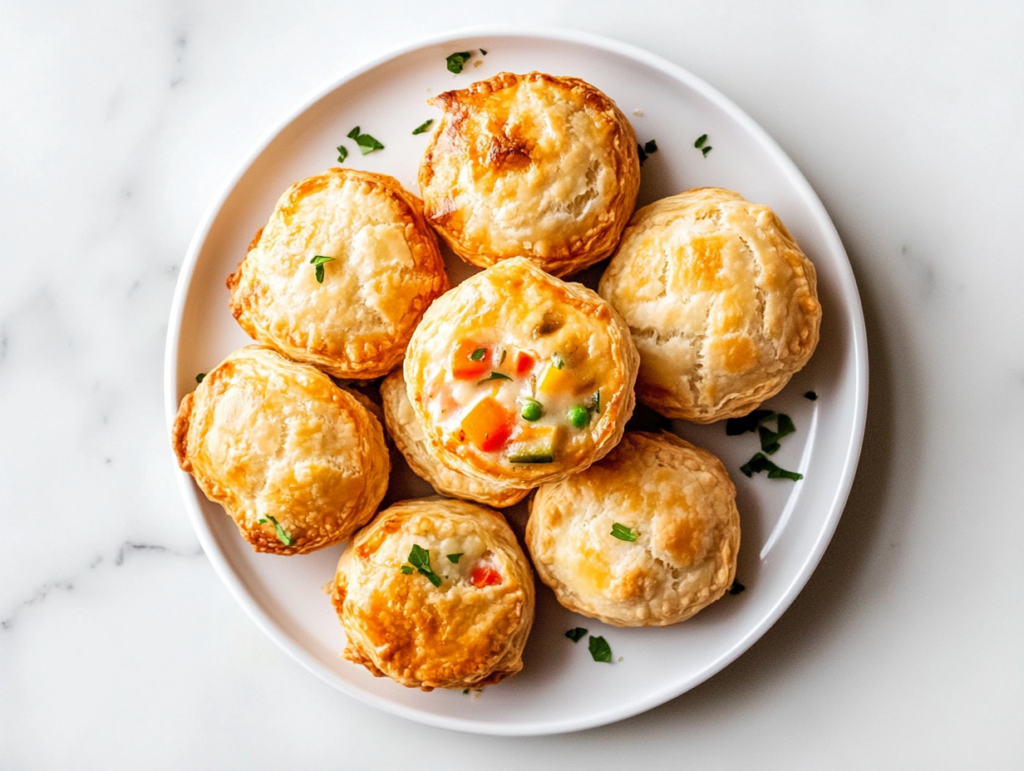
418,71,640,277
172,345,389,555
330,497,535,690
526,431,740,627
381,369,530,509
227,168,448,379
599,187,821,423
404,257,639,488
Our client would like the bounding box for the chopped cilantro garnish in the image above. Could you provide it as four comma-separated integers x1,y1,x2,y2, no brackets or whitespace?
405,544,442,587
447,553,463,564
479,48,488,55
565,627,588,643
805,391,818,401
725,409,775,435
469,347,486,361
346,126,384,155
702,146,712,157
610,523,638,542
694,133,708,148
588,635,612,663
591,390,601,414
310,254,335,283
412,119,433,135
739,452,803,481
446,51,472,74
758,413,796,455
257,515,293,547
637,143,648,165
552,353,565,370
336,145,348,163
195,373,205,384
478,371,512,384
729,580,746,595
400,565,414,574
643,139,658,154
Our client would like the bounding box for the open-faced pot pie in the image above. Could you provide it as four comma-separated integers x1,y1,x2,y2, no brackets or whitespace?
527,431,739,626
227,168,448,379
404,257,639,488
172,345,390,554
598,187,821,423
330,497,535,690
418,71,640,277
380,369,530,509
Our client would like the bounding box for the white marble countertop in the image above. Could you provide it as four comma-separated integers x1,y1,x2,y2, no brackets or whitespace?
2,2,1022,767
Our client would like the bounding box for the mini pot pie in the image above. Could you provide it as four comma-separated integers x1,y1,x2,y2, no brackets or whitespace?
599,187,821,423
227,168,449,379
330,497,535,690
404,257,639,488
380,369,530,509
526,431,739,626
418,71,640,277
172,345,390,555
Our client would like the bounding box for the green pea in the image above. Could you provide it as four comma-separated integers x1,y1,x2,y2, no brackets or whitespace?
567,404,591,429
521,399,543,422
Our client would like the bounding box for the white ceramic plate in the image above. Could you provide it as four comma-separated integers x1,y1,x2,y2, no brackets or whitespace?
164,27,867,735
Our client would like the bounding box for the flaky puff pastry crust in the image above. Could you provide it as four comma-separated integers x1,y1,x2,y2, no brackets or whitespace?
380,369,530,509
227,168,448,379
599,188,821,423
404,257,639,488
418,72,640,277
330,497,536,690
527,432,739,627
172,345,390,555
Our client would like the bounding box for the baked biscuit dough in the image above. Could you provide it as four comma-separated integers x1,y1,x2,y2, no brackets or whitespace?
227,168,448,379
404,258,639,488
527,432,739,626
330,497,535,690
418,72,640,277
380,369,530,509
172,345,389,555
599,187,821,422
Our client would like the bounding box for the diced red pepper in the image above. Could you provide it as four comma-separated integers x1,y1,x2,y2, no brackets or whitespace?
514,351,535,376
451,341,490,380
461,397,514,452
470,565,502,588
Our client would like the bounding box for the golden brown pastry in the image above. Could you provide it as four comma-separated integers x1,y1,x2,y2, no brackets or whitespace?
599,187,821,423
227,168,448,379
380,369,530,508
527,431,739,626
404,257,639,488
330,497,535,690
172,345,389,554
418,72,640,277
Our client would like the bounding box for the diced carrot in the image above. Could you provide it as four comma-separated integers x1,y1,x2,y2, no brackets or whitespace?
451,341,490,379
514,351,535,376
538,361,572,394
470,565,502,588
461,397,514,452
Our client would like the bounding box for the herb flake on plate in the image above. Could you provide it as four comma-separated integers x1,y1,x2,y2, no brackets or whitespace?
588,635,612,663
739,452,803,481
412,119,433,135
446,51,472,74
346,126,384,155
565,627,588,643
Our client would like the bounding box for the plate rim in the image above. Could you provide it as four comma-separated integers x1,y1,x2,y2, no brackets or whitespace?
163,23,869,736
